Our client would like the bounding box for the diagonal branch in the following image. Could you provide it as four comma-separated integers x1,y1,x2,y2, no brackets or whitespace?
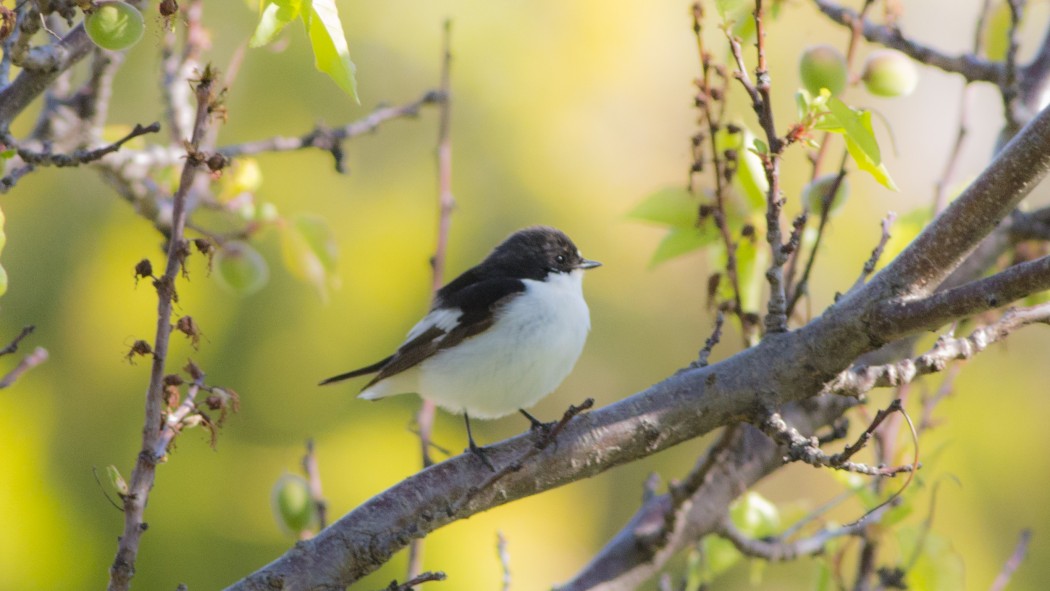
863,103,1050,303
873,256,1050,338
811,0,1002,84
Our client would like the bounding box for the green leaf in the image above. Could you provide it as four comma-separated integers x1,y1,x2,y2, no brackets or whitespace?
628,186,697,228
826,98,880,162
698,536,743,584
824,99,898,190
280,214,340,299
982,1,1014,61
293,214,338,272
714,0,739,19
249,0,302,48
898,527,964,591
717,232,768,313
730,491,780,537
715,126,769,212
649,226,717,267
303,0,359,102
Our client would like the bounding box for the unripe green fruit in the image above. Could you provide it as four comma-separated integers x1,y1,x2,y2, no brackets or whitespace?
861,50,918,97
799,45,848,97
272,474,314,534
85,1,145,52
803,174,850,217
214,241,269,296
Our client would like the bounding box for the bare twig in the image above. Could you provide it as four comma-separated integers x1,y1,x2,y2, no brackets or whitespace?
407,21,454,583
452,399,594,514
107,67,218,591
217,91,446,170
849,212,896,293
726,1,792,333
689,310,725,369
497,531,512,591
692,3,744,320
302,439,328,531
989,529,1032,591
0,346,49,389
758,406,915,477
0,325,35,356
15,122,161,167
787,157,849,315
718,498,895,561
826,303,1050,397
379,571,447,591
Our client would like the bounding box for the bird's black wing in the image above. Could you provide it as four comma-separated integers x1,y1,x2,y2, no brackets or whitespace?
321,276,526,389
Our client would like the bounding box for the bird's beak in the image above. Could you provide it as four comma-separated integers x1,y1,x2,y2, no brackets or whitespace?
578,258,602,270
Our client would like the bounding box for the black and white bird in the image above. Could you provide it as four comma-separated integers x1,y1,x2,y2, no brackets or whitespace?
320,226,600,463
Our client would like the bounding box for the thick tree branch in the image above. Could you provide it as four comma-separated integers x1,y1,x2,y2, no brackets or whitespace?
227,98,1050,591
864,103,1050,302
873,256,1050,338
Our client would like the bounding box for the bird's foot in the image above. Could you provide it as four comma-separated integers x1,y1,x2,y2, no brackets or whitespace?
519,408,553,433
468,440,496,472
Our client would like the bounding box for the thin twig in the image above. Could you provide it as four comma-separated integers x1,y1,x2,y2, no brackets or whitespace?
0,346,48,389
217,91,446,168
689,310,725,369
787,156,849,315
718,499,896,561
379,571,447,591
302,439,328,531
496,531,511,591
692,3,744,321
826,303,1050,398
406,22,454,583
726,1,792,333
989,529,1033,591
107,66,217,591
0,325,35,356
452,399,594,513
15,122,161,167
849,212,896,293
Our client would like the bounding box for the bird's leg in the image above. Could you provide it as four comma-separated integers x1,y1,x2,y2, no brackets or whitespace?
518,408,551,432
464,413,495,471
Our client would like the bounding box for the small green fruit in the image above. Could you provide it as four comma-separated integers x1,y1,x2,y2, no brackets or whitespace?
85,1,145,52
272,474,315,534
214,241,269,296
803,174,850,217
799,45,848,97
861,50,918,97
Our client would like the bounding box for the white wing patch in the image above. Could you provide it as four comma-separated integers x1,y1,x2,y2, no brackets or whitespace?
405,307,462,341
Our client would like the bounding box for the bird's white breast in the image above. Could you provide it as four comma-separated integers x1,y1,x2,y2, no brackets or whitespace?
417,269,591,419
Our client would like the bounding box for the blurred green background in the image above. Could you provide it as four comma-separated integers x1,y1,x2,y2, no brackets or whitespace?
2,1,1049,589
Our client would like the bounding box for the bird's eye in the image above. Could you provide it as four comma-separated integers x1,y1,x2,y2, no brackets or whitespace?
555,254,566,264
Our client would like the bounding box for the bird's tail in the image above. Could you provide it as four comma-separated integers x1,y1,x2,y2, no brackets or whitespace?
318,355,392,386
